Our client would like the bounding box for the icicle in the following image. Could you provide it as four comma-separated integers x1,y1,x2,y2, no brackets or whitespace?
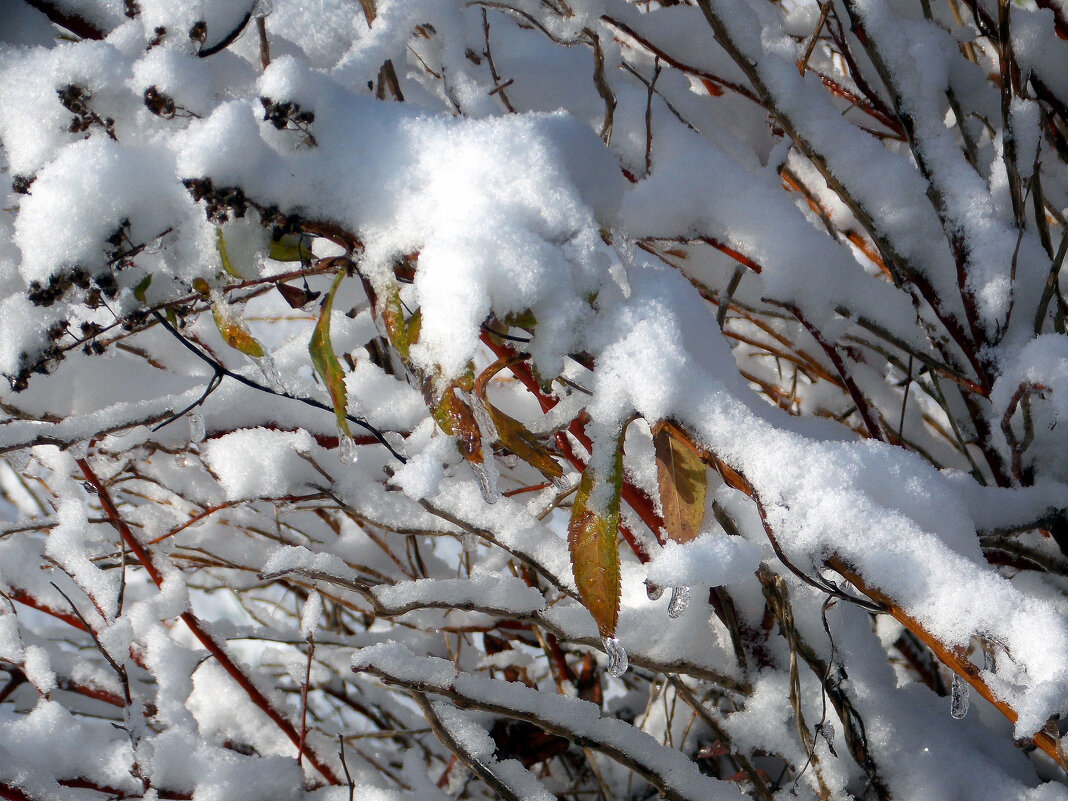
176,452,195,468
66,439,89,459
603,636,629,677
256,354,288,394
188,413,205,443
471,461,500,504
338,429,359,464
667,585,690,619
466,390,499,444
950,673,970,719
645,581,664,601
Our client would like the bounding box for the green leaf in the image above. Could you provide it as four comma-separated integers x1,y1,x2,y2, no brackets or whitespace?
212,295,266,358
133,274,152,303
568,429,625,638
309,269,350,437
653,424,707,544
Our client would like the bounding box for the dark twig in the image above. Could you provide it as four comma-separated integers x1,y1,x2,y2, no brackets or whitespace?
150,311,406,461
50,582,131,706
198,7,255,57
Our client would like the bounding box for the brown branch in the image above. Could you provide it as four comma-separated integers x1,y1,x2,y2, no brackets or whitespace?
829,557,1064,766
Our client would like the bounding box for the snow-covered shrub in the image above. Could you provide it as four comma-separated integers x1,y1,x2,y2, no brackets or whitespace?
1,0,1068,799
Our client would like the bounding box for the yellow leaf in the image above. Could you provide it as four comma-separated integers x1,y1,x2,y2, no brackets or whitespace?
488,405,563,482
215,227,241,278
568,430,624,638
309,270,350,437
653,424,707,544
472,355,561,481
212,296,266,358
268,234,309,262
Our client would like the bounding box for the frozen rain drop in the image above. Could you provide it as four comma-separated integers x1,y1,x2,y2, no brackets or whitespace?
603,636,629,677
950,673,970,720
667,585,690,619
188,413,205,443
338,430,359,464
645,581,664,601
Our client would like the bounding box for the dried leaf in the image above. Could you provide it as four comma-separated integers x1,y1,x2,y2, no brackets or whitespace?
309,270,350,437
212,295,266,359
653,424,707,544
568,430,624,638
276,282,319,309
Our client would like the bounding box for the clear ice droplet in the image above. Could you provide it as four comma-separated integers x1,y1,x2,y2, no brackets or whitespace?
338,430,359,464
188,413,205,443
603,636,628,677
950,673,970,720
667,586,690,619
645,581,664,601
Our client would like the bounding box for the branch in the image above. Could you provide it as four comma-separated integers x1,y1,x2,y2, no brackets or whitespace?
353,643,743,801
150,311,406,462
829,557,1064,765
77,458,342,786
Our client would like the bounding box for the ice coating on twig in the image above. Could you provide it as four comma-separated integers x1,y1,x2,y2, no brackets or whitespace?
603,636,629,678
188,413,205,443
950,674,970,720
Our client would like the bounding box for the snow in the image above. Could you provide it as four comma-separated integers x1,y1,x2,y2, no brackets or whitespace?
2,0,1068,798
644,531,761,589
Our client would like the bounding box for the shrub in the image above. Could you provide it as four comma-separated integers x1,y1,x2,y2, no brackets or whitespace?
1,0,1067,799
